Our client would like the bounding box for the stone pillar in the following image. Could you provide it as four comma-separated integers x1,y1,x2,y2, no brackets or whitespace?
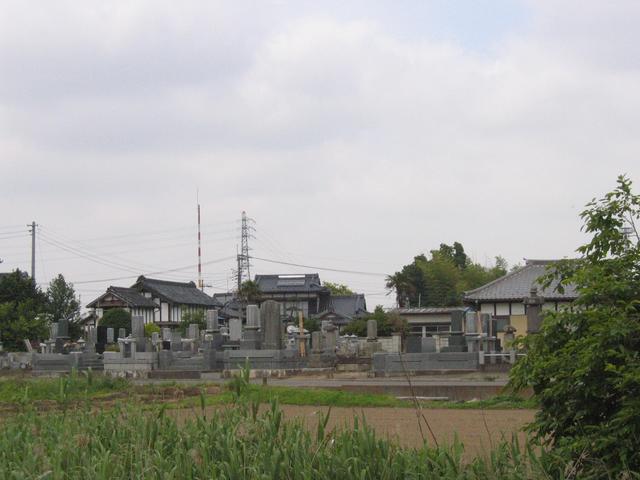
261,300,282,350
311,331,323,354
465,311,478,334
106,328,114,344
57,319,69,338
50,323,59,340
188,323,200,340
130,340,137,360
229,318,242,342
86,328,97,353
131,316,145,351
241,305,261,349
323,322,337,354
366,319,377,340
162,328,172,341
525,287,544,333
206,309,220,332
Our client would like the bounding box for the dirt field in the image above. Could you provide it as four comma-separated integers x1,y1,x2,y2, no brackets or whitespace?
173,405,536,459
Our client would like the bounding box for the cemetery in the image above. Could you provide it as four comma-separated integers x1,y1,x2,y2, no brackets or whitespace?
9,292,542,379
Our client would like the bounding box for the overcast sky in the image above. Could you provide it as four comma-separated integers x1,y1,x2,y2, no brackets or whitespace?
1,0,639,309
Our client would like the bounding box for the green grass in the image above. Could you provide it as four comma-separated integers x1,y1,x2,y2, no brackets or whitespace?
0,370,130,404
174,384,536,411
0,399,569,479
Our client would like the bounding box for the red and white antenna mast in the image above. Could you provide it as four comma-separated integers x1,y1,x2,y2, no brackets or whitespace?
197,190,203,290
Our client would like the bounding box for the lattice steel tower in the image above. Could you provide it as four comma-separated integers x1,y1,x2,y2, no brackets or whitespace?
236,211,254,290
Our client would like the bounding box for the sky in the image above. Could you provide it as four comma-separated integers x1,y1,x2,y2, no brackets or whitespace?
1,0,639,309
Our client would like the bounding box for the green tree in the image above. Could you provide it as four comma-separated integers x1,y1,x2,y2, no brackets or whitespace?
0,269,48,350
144,323,161,337
323,282,354,295
238,280,261,303
45,274,82,340
99,308,131,335
342,306,407,337
510,175,640,476
386,246,506,307
179,310,206,335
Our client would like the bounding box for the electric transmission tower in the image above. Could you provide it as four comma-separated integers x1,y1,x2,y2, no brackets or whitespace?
235,211,255,291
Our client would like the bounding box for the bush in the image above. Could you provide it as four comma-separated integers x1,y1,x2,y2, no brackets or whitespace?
99,309,131,335
179,310,205,335
144,323,161,337
510,176,640,476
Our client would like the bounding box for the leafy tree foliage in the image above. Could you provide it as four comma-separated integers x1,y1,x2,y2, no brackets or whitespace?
99,308,131,335
0,270,48,350
303,316,320,333
342,306,407,337
179,310,206,335
510,175,640,476
144,322,161,337
323,282,354,295
386,243,507,307
238,280,261,303
45,274,80,323
45,274,82,340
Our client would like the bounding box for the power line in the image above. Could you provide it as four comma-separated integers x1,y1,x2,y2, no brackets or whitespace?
72,255,236,284
250,256,388,277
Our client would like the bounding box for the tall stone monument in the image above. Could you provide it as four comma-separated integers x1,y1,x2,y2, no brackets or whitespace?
261,300,282,350
242,305,261,349
131,316,146,351
525,287,544,333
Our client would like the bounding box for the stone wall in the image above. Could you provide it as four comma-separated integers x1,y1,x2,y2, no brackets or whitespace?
372,352,479,375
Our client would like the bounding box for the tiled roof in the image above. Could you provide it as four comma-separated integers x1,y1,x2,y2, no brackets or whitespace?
394,307,466,315
464,259,578,302
134,276,220,307
328,294,368,319
255,274,327,293
108,287,157,307
86,286,157,309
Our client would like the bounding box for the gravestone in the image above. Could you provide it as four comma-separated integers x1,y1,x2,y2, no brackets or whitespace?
162,328,172,342
118,328,126,340
171,331,183,351
524,287,544,333
188,323,200,340
465,312,478,334
242,305,261,348
206,309,220,331
229,318,242,342
367,319,377,340
450,311,464,333
323,322,337,354
50,323,59,340
57,319,69,338
106,328,114,344
151,332,160,350
311,331,323,354
86,328,97,353
261,300,282,350
131,316,145,351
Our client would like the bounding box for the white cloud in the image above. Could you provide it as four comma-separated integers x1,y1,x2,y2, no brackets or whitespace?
1,1,639,306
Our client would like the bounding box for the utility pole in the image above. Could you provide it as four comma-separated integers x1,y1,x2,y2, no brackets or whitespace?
27,221,37,282
197,193,203,291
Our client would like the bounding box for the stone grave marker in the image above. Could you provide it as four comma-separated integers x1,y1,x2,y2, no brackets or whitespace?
229,318,242,342
261,300,282,350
